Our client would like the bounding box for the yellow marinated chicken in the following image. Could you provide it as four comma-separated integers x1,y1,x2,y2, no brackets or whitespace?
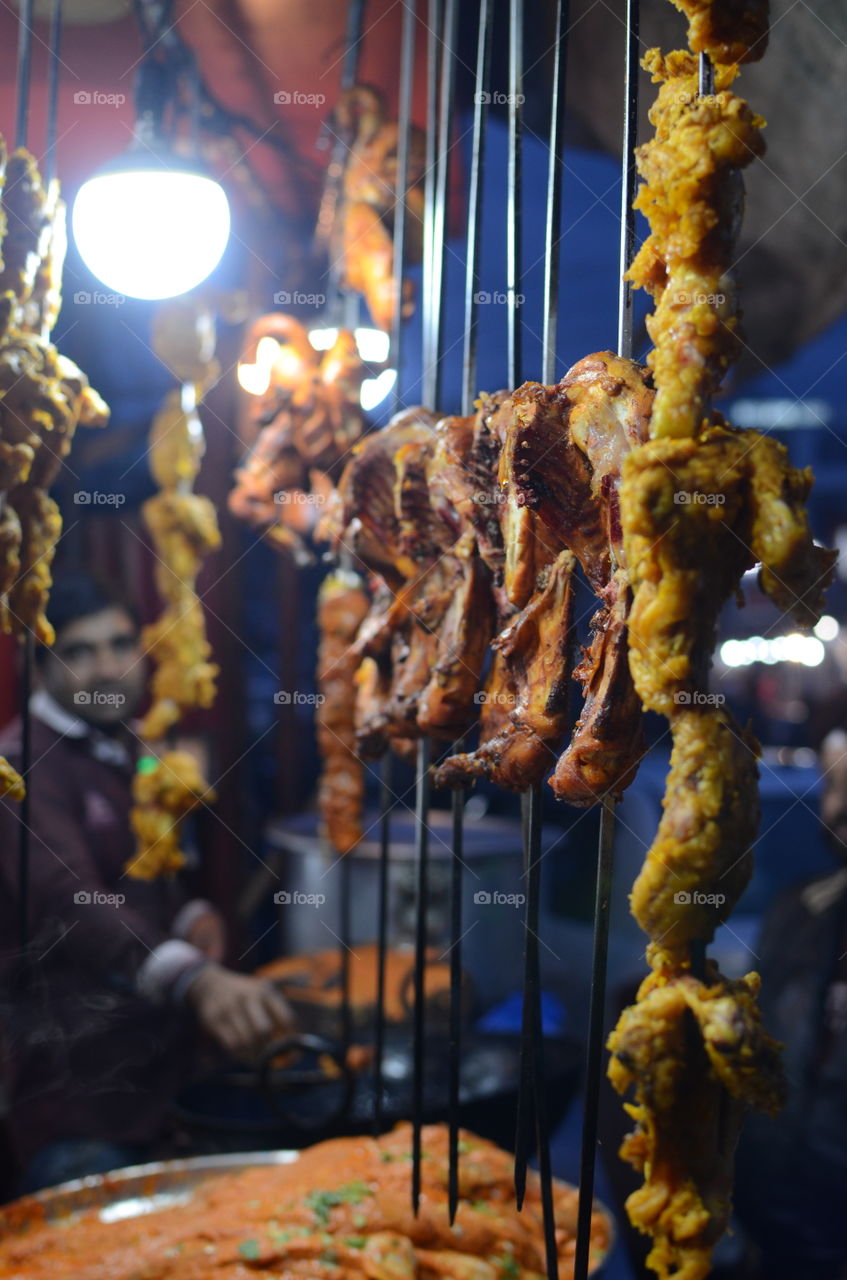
630,707,760,949
668,0,770,64
142,491,221,602
621,422,835,717
138,599,220,742
147,389,206,491
607,950,784,1280
627,50,765,439
127,750,216,879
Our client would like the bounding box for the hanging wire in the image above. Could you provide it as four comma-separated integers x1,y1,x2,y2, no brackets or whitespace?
573,5,640,1276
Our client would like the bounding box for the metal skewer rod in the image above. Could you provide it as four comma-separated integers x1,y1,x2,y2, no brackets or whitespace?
421,0,441,403
45,0,63,183
411,737,432,1213
542,0,569,386
373,755,393,1134
15,0,34,150
390,0,416,415
506,0,524,390
340,851,353,1067
430,0,458,410
514,786,540,1210
323,0,366,325
413,0,454,1210
446,0,493,1227
574,5,640,1276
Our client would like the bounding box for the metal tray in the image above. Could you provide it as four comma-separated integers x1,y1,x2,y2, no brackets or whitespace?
0,1150,613,1275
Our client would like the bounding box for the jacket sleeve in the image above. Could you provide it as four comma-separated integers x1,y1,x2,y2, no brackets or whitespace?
0,771,205,1001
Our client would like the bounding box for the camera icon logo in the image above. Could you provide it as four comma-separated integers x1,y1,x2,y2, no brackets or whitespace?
74,890,92,904
73,490,91,504
274,890,292,904
473,891,492,905
74,691,92,705
73,91,92,105
274,691,291,705
673,891,692,905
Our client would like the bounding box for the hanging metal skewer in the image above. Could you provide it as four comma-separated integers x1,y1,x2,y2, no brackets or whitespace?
445,0,493,1222
526,2,572,1273
413,0,457,1214
573,4,640,1277
372,0,417,1137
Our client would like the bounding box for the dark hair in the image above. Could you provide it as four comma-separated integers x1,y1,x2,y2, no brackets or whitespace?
37,572,140,661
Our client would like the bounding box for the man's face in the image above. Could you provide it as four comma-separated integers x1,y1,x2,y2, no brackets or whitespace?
41,607,146,727
820,742,847,860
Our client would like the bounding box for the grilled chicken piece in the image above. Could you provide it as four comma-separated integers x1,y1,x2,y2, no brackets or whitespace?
417,555,495,738
316,570,371,854
327,85,427,331
435,550,575,790
550,569,645,805
622,421,837,717
496,353,651,803
607,950,784,1280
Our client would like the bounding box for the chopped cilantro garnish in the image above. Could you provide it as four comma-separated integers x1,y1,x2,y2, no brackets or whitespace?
380,1151,394,1162
457,1140,472,1154
320,1248,340,1266
305,1181,373,1226
238,1238,261,1260
352,1213,368,1229
470,1200,496,1216
344,1236,368,1249
497,1255,521,1280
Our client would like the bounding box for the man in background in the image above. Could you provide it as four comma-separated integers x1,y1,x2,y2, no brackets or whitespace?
0,573,293,1193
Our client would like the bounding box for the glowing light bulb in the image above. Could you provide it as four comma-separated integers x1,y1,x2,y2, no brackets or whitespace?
72,168,230,301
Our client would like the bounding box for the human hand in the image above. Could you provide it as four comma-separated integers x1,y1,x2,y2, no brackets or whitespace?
184,965,295,1061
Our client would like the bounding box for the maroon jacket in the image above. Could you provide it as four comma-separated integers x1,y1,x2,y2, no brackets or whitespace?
0,694,205,1166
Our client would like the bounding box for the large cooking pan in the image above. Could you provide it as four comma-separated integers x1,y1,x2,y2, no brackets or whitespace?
174,1028,582,1154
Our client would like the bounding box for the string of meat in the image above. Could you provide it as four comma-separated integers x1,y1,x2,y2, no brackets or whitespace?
606,5,837,1278
317,85,426,333
0,139,108,801
127,299,221,880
